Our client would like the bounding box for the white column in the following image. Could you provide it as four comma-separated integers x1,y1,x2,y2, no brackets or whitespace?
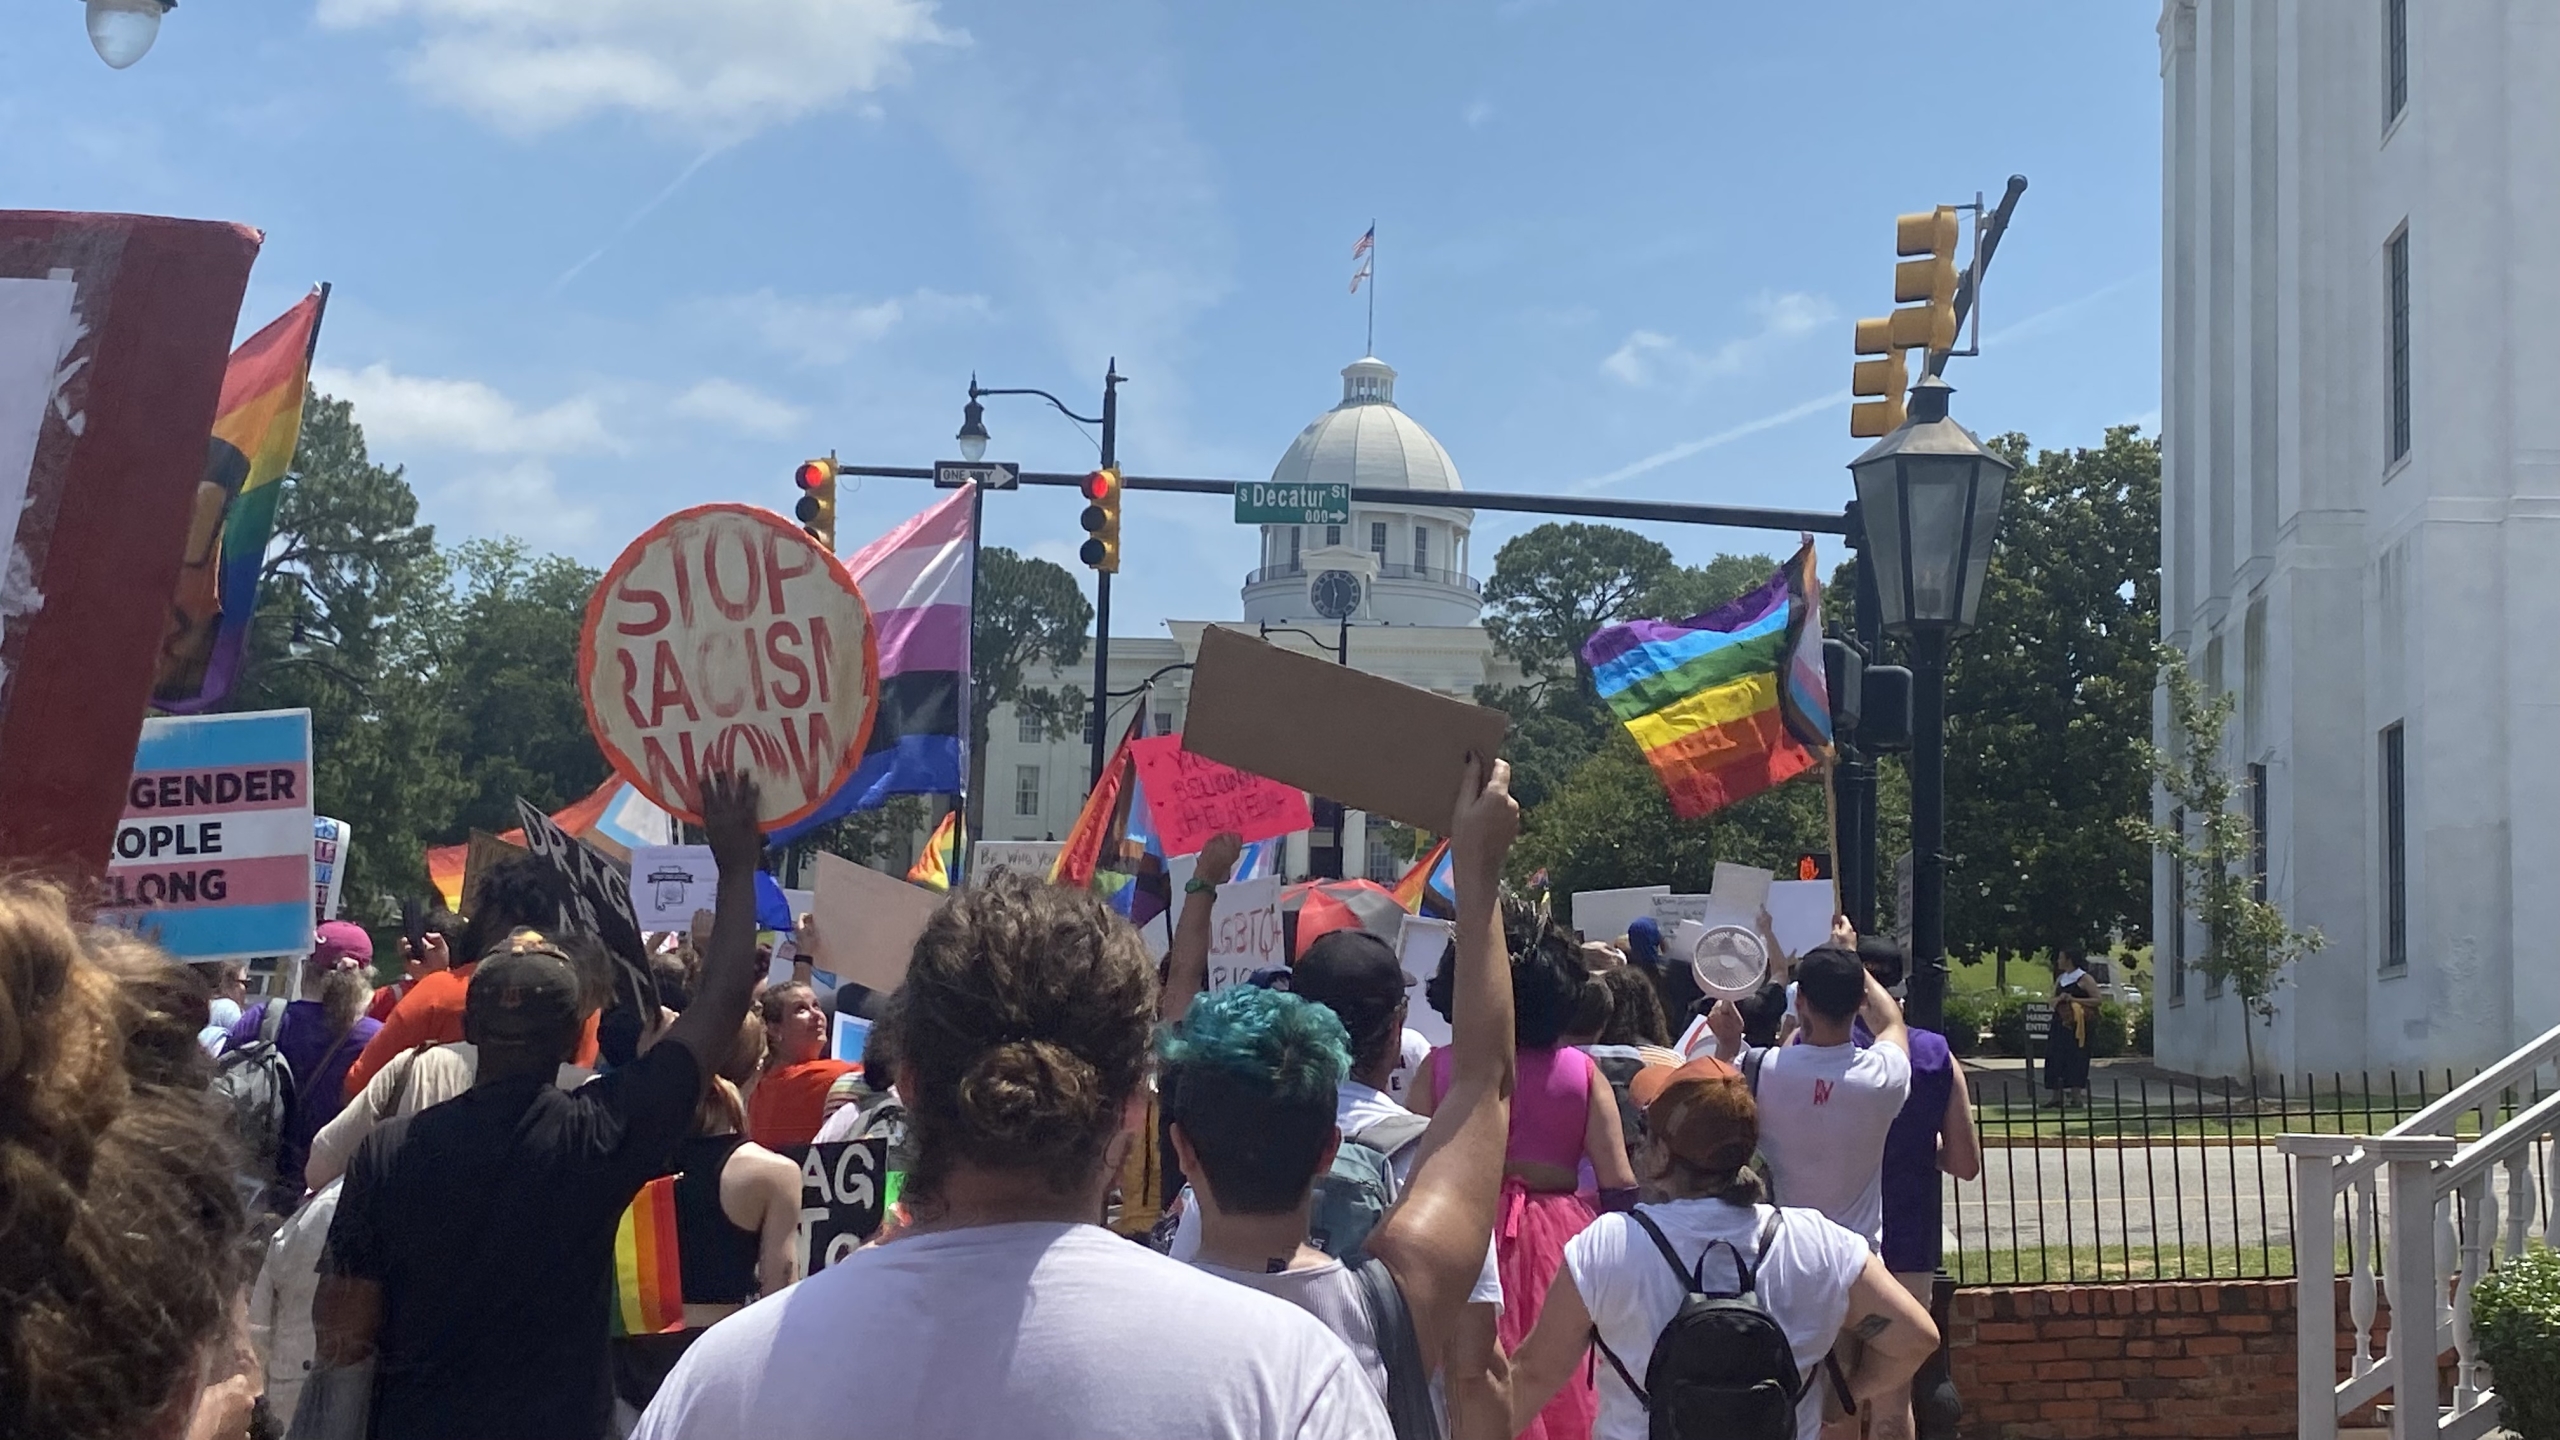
1284,822,1310,882
1343,810,1369,881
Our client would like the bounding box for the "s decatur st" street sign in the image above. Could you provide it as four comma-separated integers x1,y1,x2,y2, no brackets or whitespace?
1234,481,1351,526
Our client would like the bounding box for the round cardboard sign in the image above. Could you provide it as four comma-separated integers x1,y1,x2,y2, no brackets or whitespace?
579,503,878,831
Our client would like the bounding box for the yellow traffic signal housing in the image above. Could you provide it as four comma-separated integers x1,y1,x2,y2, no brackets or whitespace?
1887,206,1961,352
1853,317,1896,356
1850,349,1908,438
794,456,838,550
1079,467,1121,573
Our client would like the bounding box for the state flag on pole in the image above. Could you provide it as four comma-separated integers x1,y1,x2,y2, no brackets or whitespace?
1350,258,1372,294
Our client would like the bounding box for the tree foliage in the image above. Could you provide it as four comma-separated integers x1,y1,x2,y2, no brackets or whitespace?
968,546,1091,835
2127,661,2322,1079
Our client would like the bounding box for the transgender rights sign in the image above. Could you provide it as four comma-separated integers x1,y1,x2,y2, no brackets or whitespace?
581,504,879,831
97,708,316,962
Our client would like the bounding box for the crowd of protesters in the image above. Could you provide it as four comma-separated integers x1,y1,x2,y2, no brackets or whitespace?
0,758,2002,1440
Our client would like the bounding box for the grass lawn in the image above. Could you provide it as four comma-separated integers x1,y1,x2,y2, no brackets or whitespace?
1949,1242,2313,1286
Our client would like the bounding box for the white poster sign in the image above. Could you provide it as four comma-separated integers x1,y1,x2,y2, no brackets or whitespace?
630,844,718,930
1569,885,1670,945
1395,914,1455,1049
1204,873,1285,992
1765,879,1838,958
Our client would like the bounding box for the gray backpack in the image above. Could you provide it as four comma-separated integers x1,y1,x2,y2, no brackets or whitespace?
1308,1111,1430,1260
212,1001,293,1198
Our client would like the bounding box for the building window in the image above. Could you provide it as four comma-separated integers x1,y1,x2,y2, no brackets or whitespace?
2385,0,2408,124
1018,712,1043,745
2382,723,2407,972
1154,708,1175,735
2247,762,2268,902
1014,765,1042,817
2169,807,2188,1003
2387,226,2412,464
1413,526,1428,571
1083,712,1097,745
1288,527,1302,572
1326,524,1341,547
1369,521,1387,561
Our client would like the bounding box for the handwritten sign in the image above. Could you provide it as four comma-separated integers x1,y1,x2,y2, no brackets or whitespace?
778,1138,889,1275
580,504,879,831
1205,873,1286,992
97,709,315,962
1129,735,1312,858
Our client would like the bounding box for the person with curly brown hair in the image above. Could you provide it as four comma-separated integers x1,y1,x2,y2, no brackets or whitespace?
0,879,257,1440
633,868,1394,1440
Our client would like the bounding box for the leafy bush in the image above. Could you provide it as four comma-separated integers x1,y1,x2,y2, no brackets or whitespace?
1984,993,2042,1056
2131,1004,2155,1056
2088,1001,2131,1059
2476,1244,2560,1440
1939,992,1987,1057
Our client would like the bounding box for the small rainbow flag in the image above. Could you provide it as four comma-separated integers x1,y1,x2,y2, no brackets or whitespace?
1581,539,1831,820
908,809,958,892
608,1176,685,1337
1391,838,1454,916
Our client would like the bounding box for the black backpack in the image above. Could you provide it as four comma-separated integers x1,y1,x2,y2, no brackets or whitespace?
1592,1208,1804,1440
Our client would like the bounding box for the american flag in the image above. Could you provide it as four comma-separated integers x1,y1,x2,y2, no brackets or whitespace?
1352,225,1374,259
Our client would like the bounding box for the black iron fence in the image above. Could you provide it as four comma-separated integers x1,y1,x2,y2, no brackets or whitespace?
1945,1065,2558,1285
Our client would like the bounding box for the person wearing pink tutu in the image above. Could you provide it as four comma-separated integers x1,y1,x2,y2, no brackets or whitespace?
1413,904,1636,1440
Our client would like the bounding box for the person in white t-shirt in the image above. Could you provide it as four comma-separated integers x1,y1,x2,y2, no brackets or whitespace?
633,870,1390,1440
1707,941,1912,1248
1386,1026,1431,1103
1506,1055,1937,1440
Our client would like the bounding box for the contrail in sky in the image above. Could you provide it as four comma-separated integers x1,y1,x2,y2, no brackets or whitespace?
549,145,730,295
1570,390,1847,493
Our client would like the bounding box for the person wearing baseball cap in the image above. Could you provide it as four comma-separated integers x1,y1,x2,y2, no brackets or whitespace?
301,774,776,1440
221,919,384,1203
1506,1055,1940,1440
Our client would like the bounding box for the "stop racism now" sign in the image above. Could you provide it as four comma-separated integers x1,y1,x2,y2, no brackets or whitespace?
579,504,878,831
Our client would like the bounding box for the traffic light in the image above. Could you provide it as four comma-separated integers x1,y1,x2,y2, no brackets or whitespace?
1849,340,1907,439
794,455,838,551
1889,206,1961,352
1078,467,1121,573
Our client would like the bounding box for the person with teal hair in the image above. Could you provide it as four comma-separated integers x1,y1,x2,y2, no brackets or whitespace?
1161,757,1523,1440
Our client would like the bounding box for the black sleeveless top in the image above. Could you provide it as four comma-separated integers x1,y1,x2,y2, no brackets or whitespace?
671,1134,763,1305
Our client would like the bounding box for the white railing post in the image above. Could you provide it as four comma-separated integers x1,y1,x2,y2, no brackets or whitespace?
2280,1135,2356,1440
2372,1136,2458,1440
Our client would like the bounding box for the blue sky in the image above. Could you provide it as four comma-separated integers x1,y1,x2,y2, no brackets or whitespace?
7,0,2161,635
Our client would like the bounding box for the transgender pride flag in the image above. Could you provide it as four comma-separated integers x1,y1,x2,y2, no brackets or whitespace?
772,487,975,844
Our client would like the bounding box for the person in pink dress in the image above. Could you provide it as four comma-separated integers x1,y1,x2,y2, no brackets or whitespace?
1414,904,1635,1440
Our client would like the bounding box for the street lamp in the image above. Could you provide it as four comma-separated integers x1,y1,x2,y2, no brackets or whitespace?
1847,374,2013,1033
955,364,1124,787
83,0,171,68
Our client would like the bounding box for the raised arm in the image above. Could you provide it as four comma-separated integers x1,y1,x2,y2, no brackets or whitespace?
1160,832,1241,1023
1940,1058,1982,1181
657,773,767,1087
1860,969,1909,1057
1367,757,1516,1378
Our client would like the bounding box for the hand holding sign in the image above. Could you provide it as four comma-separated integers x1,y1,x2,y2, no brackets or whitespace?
580,505,879,831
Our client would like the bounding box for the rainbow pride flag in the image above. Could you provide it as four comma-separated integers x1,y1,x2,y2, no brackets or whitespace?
1391,838,1455,916
608,1176,685,1337
153,289,327,713
1580,539,1831,820
908,809,957,892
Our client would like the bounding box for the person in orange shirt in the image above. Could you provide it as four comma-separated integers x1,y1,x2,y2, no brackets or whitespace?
344,859,602,1097
745,980,855,1148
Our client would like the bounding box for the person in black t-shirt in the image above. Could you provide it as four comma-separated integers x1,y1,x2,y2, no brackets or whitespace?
296,773,770,1440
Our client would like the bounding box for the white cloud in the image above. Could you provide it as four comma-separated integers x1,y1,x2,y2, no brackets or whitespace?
1598,291,1836,390
1462,99,1495,128
310,363,617,455
435,459,603,549
700,287,988,365
314,0,958,140
673,378,805,437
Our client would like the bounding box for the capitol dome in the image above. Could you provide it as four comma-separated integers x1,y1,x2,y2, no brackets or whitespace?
1241,356,1483,629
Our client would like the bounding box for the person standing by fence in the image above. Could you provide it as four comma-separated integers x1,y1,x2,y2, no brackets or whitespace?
2041,949,2099,1110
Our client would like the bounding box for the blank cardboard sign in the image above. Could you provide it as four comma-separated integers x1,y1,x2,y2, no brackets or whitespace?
811,851,944,994
1181,626,1510,833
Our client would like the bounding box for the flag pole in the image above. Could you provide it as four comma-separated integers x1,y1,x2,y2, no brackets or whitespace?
1365,218,1376,356
1821,750,1844,920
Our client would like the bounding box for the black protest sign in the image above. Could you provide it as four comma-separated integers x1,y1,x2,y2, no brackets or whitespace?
511,797,653,1027
780,1137,889,1274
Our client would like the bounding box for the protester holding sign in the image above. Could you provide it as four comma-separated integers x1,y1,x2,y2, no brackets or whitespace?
298,773,770,1440
1159,758,1522,1440
341,858,601,1096
634,868,1393,1440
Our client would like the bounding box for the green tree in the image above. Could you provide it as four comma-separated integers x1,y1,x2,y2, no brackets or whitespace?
434,540,609,839
230,394,464,917
969,546,1092,835
2128,661,2322,1081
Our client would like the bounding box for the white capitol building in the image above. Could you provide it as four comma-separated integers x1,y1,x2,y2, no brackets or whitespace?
978,354,1524,878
